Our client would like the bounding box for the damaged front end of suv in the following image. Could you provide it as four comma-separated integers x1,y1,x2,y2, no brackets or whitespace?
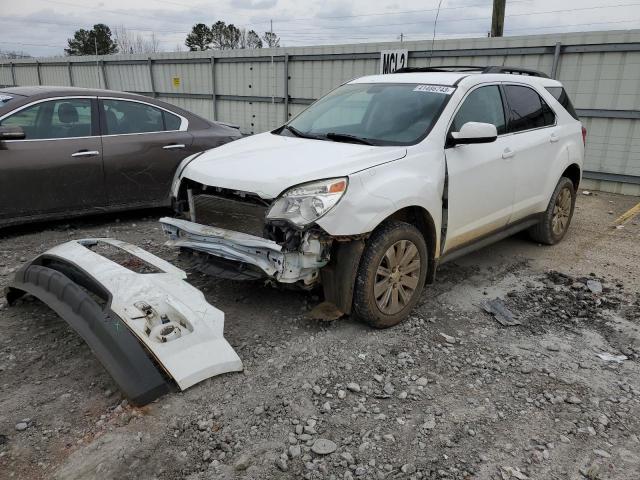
161,175,356,295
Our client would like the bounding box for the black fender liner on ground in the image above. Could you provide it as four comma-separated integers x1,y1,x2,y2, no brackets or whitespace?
6,262,171,406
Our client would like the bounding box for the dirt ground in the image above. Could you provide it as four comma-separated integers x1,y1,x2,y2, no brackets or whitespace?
0,191,639,480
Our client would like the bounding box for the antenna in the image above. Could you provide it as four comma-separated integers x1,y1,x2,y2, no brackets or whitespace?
428,0,444,66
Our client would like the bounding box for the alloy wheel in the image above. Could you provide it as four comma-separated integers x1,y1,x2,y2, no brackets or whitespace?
551,187,572,236
374,240,421,315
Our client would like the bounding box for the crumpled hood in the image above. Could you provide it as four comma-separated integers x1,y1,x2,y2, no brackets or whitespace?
181,132,407,198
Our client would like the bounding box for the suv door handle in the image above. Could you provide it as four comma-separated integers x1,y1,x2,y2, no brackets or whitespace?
502,148,515,159
550,133,559,143
71,150,100,158
163,144,186,150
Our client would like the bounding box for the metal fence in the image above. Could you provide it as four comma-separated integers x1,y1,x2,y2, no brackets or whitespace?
1,29,639,195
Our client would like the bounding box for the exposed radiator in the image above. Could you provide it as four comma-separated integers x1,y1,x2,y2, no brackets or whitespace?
193,194,268,237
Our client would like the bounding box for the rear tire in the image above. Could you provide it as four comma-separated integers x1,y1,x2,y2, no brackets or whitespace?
528,176,576,245
353,221,428,328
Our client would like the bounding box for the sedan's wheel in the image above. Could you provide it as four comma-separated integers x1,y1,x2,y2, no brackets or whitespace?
353,221,428,328
529,176,576,245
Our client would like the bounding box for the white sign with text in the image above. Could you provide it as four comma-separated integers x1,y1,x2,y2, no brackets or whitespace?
380,49,408,74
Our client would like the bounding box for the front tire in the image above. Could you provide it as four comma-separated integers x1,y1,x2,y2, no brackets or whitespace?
353,221,428,328
528,176,576,245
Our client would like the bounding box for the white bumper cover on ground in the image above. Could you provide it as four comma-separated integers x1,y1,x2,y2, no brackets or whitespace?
25,239,243,391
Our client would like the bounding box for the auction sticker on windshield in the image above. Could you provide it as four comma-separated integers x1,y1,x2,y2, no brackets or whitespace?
413,85,455,94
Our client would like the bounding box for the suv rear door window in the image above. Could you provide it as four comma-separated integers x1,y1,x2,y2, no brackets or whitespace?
504,85,555,133
545,86,579,120
451,85,506,134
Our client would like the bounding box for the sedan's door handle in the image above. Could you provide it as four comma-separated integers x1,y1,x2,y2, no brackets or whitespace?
162,144,186,150
502,148,515,159
71,150,100,158
550,133,559,143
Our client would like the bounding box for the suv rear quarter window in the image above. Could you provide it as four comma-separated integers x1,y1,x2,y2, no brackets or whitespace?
545,86,579,120
504,85,555,133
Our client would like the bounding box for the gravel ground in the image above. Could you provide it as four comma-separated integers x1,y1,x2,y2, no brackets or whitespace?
0,191,639,480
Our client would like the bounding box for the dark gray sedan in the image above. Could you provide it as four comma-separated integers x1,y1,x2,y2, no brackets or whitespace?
0,86,241,227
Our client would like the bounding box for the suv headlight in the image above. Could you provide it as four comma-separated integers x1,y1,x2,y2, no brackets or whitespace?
267,177,348,227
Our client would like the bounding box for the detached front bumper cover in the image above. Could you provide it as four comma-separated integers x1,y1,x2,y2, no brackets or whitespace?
6,238,243,406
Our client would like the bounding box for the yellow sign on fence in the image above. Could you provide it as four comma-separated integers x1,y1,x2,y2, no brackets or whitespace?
172,76,181,88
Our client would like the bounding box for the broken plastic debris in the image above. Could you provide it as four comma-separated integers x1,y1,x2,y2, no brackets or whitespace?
586,279,603,294
596,352,628,363
482,298,521,326
582,190,592,196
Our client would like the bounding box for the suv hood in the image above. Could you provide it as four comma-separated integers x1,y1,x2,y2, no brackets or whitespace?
181,132,407,198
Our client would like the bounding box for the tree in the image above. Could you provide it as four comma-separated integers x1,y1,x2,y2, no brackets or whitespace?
65,24,118,56
185,21,273,50
224,24,242,49
244,30,263,49
262,31,280,48
114,26,160,54
185,23,212,51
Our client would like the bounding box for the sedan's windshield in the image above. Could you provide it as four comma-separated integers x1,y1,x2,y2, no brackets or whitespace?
282,83,453,146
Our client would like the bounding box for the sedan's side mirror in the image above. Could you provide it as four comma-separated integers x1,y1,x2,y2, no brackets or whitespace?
448,122,497,146
0,126,26,140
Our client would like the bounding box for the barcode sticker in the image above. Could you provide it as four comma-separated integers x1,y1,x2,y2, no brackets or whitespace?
413,85,455,95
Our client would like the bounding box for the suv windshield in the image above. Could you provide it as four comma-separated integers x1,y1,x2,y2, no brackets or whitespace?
282,83,453,146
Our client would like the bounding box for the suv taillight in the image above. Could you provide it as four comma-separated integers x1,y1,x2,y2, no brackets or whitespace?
582,126,587,147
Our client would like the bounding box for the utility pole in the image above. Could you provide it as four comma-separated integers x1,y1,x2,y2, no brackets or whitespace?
400,33,404,43
490,0,506,37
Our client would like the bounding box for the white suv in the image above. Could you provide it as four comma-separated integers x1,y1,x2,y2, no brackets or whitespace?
161,66,585,328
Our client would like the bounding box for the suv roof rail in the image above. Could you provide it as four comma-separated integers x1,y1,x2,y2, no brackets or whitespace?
393,65,549,78
394,66,483,74
481,66,549,78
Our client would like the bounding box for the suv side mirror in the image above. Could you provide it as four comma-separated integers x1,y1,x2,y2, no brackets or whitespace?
0,126,26,141
448,122,497,146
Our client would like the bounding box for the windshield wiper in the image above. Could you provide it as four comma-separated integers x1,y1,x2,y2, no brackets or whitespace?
324,132,375,145
283,125,320,139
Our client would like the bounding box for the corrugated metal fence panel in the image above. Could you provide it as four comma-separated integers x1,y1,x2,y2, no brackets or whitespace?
105,63,151,92
14,65,39,85
216,99,282,135
558,51,640,110
583,117,640,176
0,65,13,86
215,60,283,97
153,62,212,95
71,64,103,88
39,65,69,86
289,58,377,100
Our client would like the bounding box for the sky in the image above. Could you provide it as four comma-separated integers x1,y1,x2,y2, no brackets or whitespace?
1,0,639,57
